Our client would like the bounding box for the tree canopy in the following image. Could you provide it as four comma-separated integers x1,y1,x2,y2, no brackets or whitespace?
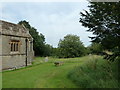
18,20,49,56
79,2,120,61
58,34,86,58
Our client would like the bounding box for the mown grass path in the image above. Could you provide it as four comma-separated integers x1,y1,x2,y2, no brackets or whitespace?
3,56,90,88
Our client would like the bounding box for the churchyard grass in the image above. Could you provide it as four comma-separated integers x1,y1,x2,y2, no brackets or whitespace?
2,55,118,88
3,56,88,88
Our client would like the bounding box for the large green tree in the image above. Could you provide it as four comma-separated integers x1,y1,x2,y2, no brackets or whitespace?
58,34,86,58
80,2,120,61
18,20,45,56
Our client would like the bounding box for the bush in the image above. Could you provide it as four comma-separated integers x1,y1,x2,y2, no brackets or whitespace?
68,56,119,88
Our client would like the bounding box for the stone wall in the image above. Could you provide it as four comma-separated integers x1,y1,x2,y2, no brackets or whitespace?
1,34,34,70
2,55,26,69
0,20,34,70
2,35,26,55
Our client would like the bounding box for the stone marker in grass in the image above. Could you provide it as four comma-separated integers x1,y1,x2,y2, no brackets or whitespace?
45,56,49,62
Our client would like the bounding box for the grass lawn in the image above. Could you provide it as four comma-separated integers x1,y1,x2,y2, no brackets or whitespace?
2,55,91,88
3,55,118,88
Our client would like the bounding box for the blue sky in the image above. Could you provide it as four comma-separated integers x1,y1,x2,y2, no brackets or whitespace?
1,2,93,47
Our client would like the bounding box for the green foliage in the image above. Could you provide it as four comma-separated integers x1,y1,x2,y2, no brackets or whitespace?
43,44,53,56
68,56,119,88
58,34,86,58
88,42,103,55
79,2,120,61
50,48,59,57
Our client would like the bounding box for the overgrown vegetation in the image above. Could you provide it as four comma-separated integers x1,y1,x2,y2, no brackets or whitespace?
68,56,119,88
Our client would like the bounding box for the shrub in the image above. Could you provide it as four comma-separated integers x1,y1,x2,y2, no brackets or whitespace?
68,56,119,88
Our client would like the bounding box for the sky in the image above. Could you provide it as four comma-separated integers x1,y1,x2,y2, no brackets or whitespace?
1,2,94,47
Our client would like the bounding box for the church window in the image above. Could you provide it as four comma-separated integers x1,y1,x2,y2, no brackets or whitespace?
10,40,20,52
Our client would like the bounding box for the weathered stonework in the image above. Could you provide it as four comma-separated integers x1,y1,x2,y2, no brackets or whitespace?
0,20,34,70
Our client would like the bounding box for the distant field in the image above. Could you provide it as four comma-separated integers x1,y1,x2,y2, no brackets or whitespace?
2,55,119,88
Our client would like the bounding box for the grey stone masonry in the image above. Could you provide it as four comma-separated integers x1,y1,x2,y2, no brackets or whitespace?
0,20,34,70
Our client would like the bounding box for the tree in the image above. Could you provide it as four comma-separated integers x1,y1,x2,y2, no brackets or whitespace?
79,2,120,61
43,44,53,56
51,47,59,57
88,42,103,55
58,34,86,58
18,20,45,56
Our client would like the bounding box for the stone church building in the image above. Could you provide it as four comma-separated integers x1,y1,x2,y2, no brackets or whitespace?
0,20,34,70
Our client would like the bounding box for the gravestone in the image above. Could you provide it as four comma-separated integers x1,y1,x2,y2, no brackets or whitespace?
45,56,48,62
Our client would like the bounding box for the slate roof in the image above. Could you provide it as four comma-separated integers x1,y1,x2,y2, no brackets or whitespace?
0,20,31,38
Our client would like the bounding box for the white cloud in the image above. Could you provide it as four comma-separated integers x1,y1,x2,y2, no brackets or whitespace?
1,2,93,47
